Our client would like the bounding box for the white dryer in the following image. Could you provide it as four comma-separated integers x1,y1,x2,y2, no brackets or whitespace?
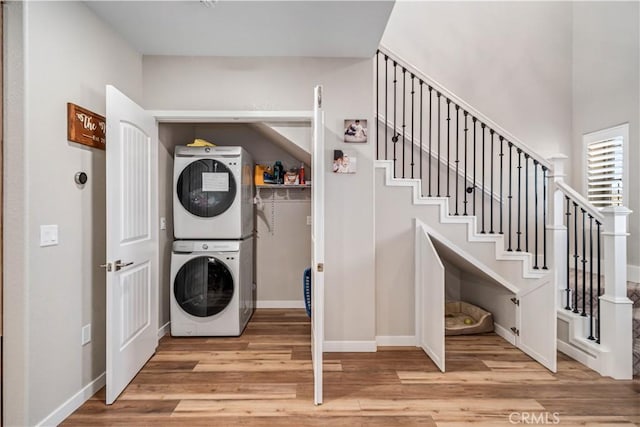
170,239,255,336
174,146,254,240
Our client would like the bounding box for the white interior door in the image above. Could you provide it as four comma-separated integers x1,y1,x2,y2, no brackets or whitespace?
105,85,159,404
311,85,325,405
414,219,445,372
517,279,557,372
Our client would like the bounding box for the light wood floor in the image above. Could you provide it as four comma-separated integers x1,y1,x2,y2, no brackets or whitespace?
63,309,640,426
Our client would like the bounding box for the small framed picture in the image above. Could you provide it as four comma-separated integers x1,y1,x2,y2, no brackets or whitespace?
344,119,368,143
333,149,357,174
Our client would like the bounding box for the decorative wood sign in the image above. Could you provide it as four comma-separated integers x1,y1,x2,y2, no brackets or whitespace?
67,103,106,150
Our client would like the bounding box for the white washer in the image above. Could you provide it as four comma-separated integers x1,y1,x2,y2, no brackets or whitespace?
174,146,254,240
170,239,255,337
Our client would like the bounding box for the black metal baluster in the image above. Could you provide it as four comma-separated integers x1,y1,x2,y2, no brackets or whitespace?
446,99,451,198
437,92,441,197
455,105,460,215
384,55,388,161
402,68,406,179
481,124,486,234
573,202,579,314
392,62,397,177
533,160,539,269
516,149,522,251
428,87,433,196
376,50,379,160
596,220,601,343
508,142,513,251
565,196,571,310
410,75,415,179
588,214,595,340
473,118,477,216
499,136,504,234
543,167,548,269
525,154,529,252
419,81,423,195
489,129,494,233
463,112,469,215
581,209,587,317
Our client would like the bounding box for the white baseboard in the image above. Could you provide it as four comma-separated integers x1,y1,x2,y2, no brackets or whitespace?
494,323,517,346
557,339,599,372
324,340,377,352
36,372,105,427
257,300,305,309
158,321,171,339
376,335,416,346
628,264,639,284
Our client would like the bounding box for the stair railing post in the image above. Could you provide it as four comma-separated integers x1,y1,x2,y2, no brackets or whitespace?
600,206,633,379
547,155,567,310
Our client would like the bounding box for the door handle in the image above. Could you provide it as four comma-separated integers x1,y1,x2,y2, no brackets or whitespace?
113,260,134,271
99,262,112,272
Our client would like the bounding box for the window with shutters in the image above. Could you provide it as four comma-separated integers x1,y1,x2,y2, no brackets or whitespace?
583,124,628,208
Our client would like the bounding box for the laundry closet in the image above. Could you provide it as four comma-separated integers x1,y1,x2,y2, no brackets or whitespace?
157,121,313,336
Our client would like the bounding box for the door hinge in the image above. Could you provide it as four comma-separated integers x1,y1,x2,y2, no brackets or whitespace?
316,87,322,109
510,297,520,306
317,263,324,272
510,327,520,336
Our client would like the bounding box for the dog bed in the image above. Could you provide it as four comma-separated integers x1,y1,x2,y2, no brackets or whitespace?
445,301,494,336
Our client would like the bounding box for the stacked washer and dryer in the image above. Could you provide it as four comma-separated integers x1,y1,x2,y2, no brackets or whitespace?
170,146,256,336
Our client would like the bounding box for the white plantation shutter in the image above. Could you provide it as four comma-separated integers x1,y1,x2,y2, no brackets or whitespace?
586,137,623,208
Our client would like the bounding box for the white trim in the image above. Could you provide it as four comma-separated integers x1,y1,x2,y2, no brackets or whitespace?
150,110,313,123
257,300,305,309
628,265,640,284
556,181,604,222
158,321,171,339
557,340,599,372
494,323,517,346
323,340,377,352
582,123,629,210
375,161,547,281
36,373,106,427
411,216,519,294
376,335,417,346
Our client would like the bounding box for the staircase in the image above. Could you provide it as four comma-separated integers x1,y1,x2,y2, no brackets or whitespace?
374,46,634,379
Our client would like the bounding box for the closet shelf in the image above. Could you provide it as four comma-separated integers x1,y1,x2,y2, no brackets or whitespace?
256,184,311,189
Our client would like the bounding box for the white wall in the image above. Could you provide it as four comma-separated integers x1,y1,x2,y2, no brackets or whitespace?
144,57,376,344
571,1,640,271
158,124,195,329
381,1,573,158
4,2,27,425
4,1,143,424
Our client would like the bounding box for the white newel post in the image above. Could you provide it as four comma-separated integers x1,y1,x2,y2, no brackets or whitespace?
600,206,633,379
547,155,568,309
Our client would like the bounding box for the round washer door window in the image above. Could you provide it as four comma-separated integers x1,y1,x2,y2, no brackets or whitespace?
176,159,237,218
174,256,234,317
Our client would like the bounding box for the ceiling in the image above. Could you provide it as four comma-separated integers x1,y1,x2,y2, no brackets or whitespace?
86,0,395,57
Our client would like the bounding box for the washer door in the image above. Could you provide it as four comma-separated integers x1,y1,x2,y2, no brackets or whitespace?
174,256,234,317
176,159,238,218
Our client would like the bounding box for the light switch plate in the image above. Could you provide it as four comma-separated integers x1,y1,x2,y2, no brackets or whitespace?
81,324,91,346
40,225,59,247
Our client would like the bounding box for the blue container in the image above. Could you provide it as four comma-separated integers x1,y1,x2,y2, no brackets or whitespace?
303,268,312,317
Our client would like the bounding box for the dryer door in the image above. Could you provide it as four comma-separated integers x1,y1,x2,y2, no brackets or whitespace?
176,159,238,218
174,256,235,317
